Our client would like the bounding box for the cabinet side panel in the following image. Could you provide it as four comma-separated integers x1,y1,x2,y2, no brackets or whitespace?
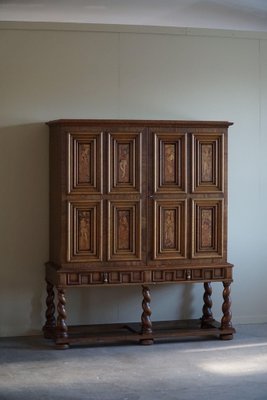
49,126,63,265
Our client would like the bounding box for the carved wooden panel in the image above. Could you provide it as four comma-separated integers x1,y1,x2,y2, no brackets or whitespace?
68,201,102,262
68,132,103,194
108,132,142,193
153,200,187,260
192,133,224,193
192,199,223,258
154,133,186,193
108,200,142,261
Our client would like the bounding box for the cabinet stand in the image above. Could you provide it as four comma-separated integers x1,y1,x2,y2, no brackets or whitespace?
43,280,235,349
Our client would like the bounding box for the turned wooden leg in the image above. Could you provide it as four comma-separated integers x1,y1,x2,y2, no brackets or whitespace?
220,281,233,340
201,282,214,328
140,285,154,345
56,287,69,349
42,280,56,339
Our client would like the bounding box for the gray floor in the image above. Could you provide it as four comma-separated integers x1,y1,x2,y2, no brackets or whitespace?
1,324,267,400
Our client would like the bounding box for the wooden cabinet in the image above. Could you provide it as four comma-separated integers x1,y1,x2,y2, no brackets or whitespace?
43,119,235,348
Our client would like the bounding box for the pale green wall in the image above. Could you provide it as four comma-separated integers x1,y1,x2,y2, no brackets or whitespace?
0,23,267,336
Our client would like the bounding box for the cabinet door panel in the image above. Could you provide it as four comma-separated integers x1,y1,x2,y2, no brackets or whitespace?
192,199,223,258
153,133,187,193
68,132,103,194
153,200,187,260
108,132,142,193
192,133,224,193
68,201,102,262
108,200,142,261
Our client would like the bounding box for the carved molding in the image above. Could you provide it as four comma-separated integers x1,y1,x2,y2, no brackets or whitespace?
192,199,223,258
108,132,142,193
153,200,187,260
108,200,142,261
153,132,187,193
68,201,103,262
192,133,224,193
68,132,103,194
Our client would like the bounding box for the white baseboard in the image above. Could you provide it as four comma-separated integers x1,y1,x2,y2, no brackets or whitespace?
233,315,267,325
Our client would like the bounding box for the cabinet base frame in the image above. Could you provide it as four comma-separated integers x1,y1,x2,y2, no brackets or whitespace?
43,319,235,349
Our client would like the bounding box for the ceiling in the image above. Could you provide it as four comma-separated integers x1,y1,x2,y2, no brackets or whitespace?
1,0,267,32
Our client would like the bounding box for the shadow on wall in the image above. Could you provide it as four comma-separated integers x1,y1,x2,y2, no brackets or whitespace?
0,123,49,337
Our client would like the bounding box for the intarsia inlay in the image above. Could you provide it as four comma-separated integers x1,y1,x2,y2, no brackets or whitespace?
117,210,131,250
201,144,213,183
77,210,91,251
78,143,91,183
164,143,176,183
118,143,130,183
200,208,213,248
163,209,176,249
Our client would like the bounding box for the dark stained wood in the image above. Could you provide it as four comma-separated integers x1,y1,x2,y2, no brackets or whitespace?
42,280,56,339
201,282,214,328
44,119,234,348
51,319,235,347
56,288,69,349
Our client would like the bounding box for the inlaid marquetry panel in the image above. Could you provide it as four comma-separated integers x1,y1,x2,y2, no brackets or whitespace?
108,132,142,193
192,199,223,258
153,200,187,260
68,132,103,194
154,133,186,193
68,201,102,262
108,200,142,261
192,133,224,193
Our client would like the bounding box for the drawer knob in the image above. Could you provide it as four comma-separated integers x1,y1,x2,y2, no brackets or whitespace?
186,270,191,280
103,273,108,283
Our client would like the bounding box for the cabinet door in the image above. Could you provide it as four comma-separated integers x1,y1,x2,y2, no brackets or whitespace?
66,131,104,263
191,132,226,260
106,129,147,264
149,129,187,263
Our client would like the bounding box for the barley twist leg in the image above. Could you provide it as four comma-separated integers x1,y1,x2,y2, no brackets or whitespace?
43,280,56,339
140,285,153,345
56,287,69,349
220,282,233,340
201,282,214,328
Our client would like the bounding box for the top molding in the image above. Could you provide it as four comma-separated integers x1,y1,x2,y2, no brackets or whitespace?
47,119,234,128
